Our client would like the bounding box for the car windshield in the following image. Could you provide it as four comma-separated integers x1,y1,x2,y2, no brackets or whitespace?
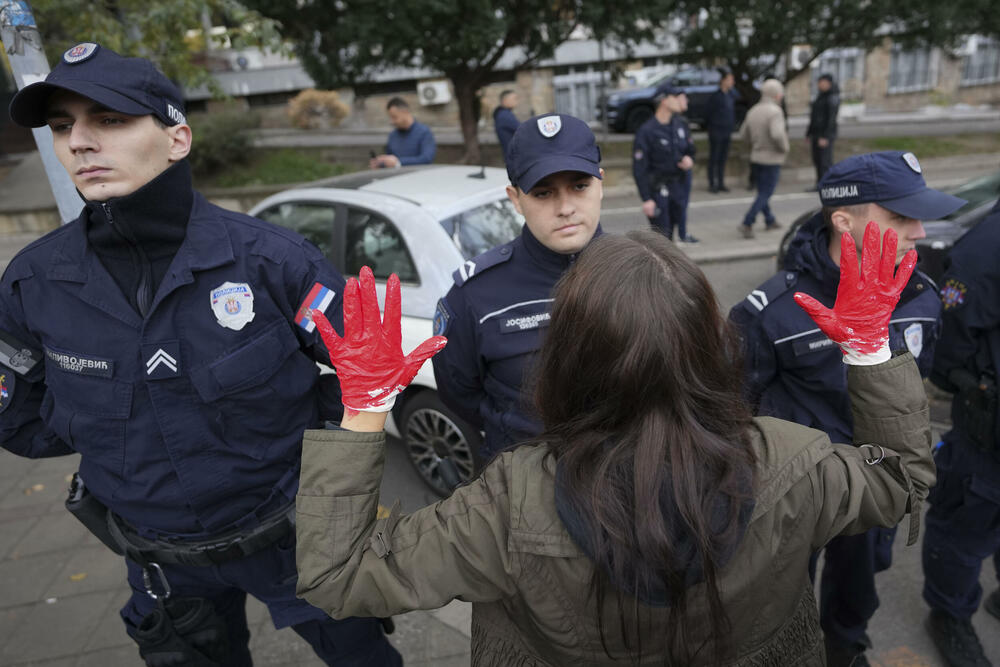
440,199,524,259
944,170,1000,220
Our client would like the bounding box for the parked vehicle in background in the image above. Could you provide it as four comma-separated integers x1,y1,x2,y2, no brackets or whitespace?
598,67,755,133
249,165,525,495
776,169,1000,282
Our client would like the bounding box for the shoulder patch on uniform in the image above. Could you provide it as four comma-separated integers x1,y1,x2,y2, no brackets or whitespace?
940,278,967,311
0,366,14,414
740,271,798,314
433,298,453,336
450,244,514,287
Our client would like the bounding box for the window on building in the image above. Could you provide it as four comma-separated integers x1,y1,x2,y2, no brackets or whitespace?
961,37,1000,86
888,46,936,94
812,48,864,101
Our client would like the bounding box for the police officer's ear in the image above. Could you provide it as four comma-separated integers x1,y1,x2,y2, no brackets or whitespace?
165,122,192,162
506,184,525,216
829,208,856,238
598,168,605,200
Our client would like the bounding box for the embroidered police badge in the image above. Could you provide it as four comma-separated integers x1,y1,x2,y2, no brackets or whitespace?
537,115,561,138
903,322,924,358
63,43,99,65
902,152,922,174
940,278,967,310
210,282,256,331
433,299,452,337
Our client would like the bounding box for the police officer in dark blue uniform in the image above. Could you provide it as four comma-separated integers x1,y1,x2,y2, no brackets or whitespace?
432,113,603,459
1,44,400,666
922,198,1000,667
705,67,736,194
729,151,965,667
632,83,698,243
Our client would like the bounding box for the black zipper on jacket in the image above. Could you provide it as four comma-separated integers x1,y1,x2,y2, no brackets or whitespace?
102,202,153,317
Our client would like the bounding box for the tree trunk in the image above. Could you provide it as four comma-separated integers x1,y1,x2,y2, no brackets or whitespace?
452,75,482,164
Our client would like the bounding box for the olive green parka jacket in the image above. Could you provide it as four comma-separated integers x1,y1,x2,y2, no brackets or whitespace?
296,354,933,665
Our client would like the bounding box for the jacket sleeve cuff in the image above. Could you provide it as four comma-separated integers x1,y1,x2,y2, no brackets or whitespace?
298,428,386,498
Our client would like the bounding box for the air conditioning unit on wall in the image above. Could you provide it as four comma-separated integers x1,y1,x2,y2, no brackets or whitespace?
417,80,452,106
789,45,814,70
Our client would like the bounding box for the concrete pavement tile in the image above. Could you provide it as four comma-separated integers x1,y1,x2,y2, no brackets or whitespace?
45,545,128,598
388,610,471,662
11,658,77,667
0,515,38,560
0,606,27,658
74,645,144,667
0,450,35,480
406,656,470,667
0,550,67,607
10,510,92,558
83,590,133,653
247,623,324,666
0,590,114,663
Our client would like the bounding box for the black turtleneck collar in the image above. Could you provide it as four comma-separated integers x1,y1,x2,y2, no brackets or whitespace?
520,223,604,274
85,159,193,259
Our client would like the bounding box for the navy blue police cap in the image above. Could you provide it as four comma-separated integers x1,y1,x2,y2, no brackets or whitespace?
654,82,685,99
818,151,966,220
9,43,187,128
506,113,601,192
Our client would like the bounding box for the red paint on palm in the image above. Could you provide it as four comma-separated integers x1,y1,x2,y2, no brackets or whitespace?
793,221,917,355
314,266,448,411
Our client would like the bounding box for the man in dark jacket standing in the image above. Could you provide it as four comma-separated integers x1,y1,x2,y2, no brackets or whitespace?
730,151,965,666
705,68,736,193
806,73,840,189
493,89,520,161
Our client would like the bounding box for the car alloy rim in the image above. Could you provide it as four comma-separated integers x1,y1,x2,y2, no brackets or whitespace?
405,408,476,490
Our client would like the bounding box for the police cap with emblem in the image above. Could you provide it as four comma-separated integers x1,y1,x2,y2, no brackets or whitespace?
506,113,602,192
817,150,966,220
9,43,186,128
654,82,685,100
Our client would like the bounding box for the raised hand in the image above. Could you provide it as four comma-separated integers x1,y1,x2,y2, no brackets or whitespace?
793,221,917,365
314,266,447,412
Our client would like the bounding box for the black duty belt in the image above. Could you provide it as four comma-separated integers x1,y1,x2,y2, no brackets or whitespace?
67,472,294,568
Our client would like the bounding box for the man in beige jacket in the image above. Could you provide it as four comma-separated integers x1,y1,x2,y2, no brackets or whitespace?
739,79,789,239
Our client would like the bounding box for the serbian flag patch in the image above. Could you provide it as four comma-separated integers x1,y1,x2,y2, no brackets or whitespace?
295,283,336,332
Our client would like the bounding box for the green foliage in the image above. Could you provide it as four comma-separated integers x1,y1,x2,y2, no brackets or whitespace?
187,105,260,175
204,149,349,188
30,0,285,91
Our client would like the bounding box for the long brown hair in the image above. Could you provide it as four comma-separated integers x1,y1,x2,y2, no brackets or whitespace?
535,230,756,663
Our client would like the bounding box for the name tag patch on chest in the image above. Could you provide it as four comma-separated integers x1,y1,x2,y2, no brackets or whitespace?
211,282,256,331
791,335,835,357
45,347,114,377
499,311,551,333
143,341,181,380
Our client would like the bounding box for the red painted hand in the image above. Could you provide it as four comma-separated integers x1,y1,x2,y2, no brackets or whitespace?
314,266,447,412
793,221,917,360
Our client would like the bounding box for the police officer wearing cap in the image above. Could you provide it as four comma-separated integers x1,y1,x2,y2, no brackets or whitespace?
632,82,698,243
921,198,1000,667
0,43,400,666
432,113,603,459
729,151,965,667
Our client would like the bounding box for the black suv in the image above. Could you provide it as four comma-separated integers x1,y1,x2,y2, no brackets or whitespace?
597,67,753,133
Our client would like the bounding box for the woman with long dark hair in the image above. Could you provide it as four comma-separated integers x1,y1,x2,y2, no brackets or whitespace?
295,222,934,666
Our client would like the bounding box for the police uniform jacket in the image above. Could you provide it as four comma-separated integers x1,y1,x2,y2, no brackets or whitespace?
705,88,736,136
296,353,933,666
432,225,599,457
0,161,346,538
632,115,696,202
729,212,940,443
931,201,1000,453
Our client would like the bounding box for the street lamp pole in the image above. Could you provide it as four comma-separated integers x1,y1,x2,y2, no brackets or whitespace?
1,0,83,223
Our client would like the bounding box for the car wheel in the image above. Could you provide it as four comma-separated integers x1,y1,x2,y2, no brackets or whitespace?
625,105,653,133
776,211,813,270
400,391,484,496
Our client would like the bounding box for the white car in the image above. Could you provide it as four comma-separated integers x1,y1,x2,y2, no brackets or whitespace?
249,165,524,494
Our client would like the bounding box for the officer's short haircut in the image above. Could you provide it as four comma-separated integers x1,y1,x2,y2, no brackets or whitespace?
499,89,515,102
822,204,870,232
386,97,409,111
